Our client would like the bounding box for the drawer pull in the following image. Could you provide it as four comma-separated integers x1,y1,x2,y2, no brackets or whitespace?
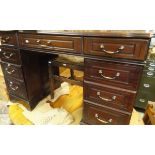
147,72,153,76
25,40,29,43
97,91,116,102
9,82,19,91
63,63,67,67
139,98,145,103
3,52,14,59
47,40,52,44
143,84,150,88
40,44,53,48
99,70,120,80
95,113,113,124
2,37,10,43
36,39,41,43
150,63,155,67
148,67,154,71
5,67,15,74
100,44,124,54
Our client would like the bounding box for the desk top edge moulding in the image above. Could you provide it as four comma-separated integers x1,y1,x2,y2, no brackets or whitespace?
0,30,153,125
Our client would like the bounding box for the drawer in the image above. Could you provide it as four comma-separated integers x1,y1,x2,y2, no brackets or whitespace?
5,77,28,100
134,92,149,110
84,37,150,60
19,34,83,53
0,47,21,64
84,82,136,112
141,70,155,78
0,33,18,47
85,59,143,91
139,77,155,93
82,102,131,125
1,62,23,80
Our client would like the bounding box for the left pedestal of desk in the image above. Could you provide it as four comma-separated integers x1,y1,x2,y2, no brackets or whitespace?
0,31,49,110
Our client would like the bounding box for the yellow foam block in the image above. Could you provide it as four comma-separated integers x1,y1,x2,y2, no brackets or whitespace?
52,85,83,113
9,104,32,125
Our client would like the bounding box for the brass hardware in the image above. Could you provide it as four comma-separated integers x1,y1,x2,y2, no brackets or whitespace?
147,72,153,76
2,36,10,43
5,36,10,40
148,67,155,71
9,82,19,91
25,40,29,43
150,62,155,67
47,40,52,44
63,63,67,67
144,84,150,88
5,67,15,74
40,45,47,47
100,44,124,54
36,39,41,43
95,113,112,124
99,70,120,80
139,98,145,103
97,91,116,102
3,52,14,59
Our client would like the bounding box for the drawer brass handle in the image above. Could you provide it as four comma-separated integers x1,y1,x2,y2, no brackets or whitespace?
3,52,14,59
47,40,52,44
100,44,124,54
5,67,15,74
25,40,29,43
36,39,41,43
2,36,10,43
63,63,67,66
148,67,154,71
97,92,116,102
139,98,145,103
147,72,153,76
9,82,19,91
95,113,113,124
99,70,120,80
150,63,155,67
143,84,150,88
40,40,53,47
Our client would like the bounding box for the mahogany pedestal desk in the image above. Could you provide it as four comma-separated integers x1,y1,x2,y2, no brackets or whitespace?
0,31,151,125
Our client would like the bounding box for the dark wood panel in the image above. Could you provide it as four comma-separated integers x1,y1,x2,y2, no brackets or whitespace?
84,59,143,91
5,77,28,100
0,47,21,64
82,102,131,125
84,37,150,61
1,62,23,80
19,34,83,53
0,33,18,47
20,50,56,107
84,82,136,113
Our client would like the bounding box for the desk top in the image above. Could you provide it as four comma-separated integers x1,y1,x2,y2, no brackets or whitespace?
18,30,152,39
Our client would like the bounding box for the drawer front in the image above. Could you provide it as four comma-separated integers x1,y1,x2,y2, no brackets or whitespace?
5,78,28,100
84,37,150,60
0,33,18,47
85,59,143,91
134,92,149,110
142,70,155,78
139,77,155,93
1,62,23,80
19,34,83,53
84,82,136,112
0,47,21,64
82,102,130,125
